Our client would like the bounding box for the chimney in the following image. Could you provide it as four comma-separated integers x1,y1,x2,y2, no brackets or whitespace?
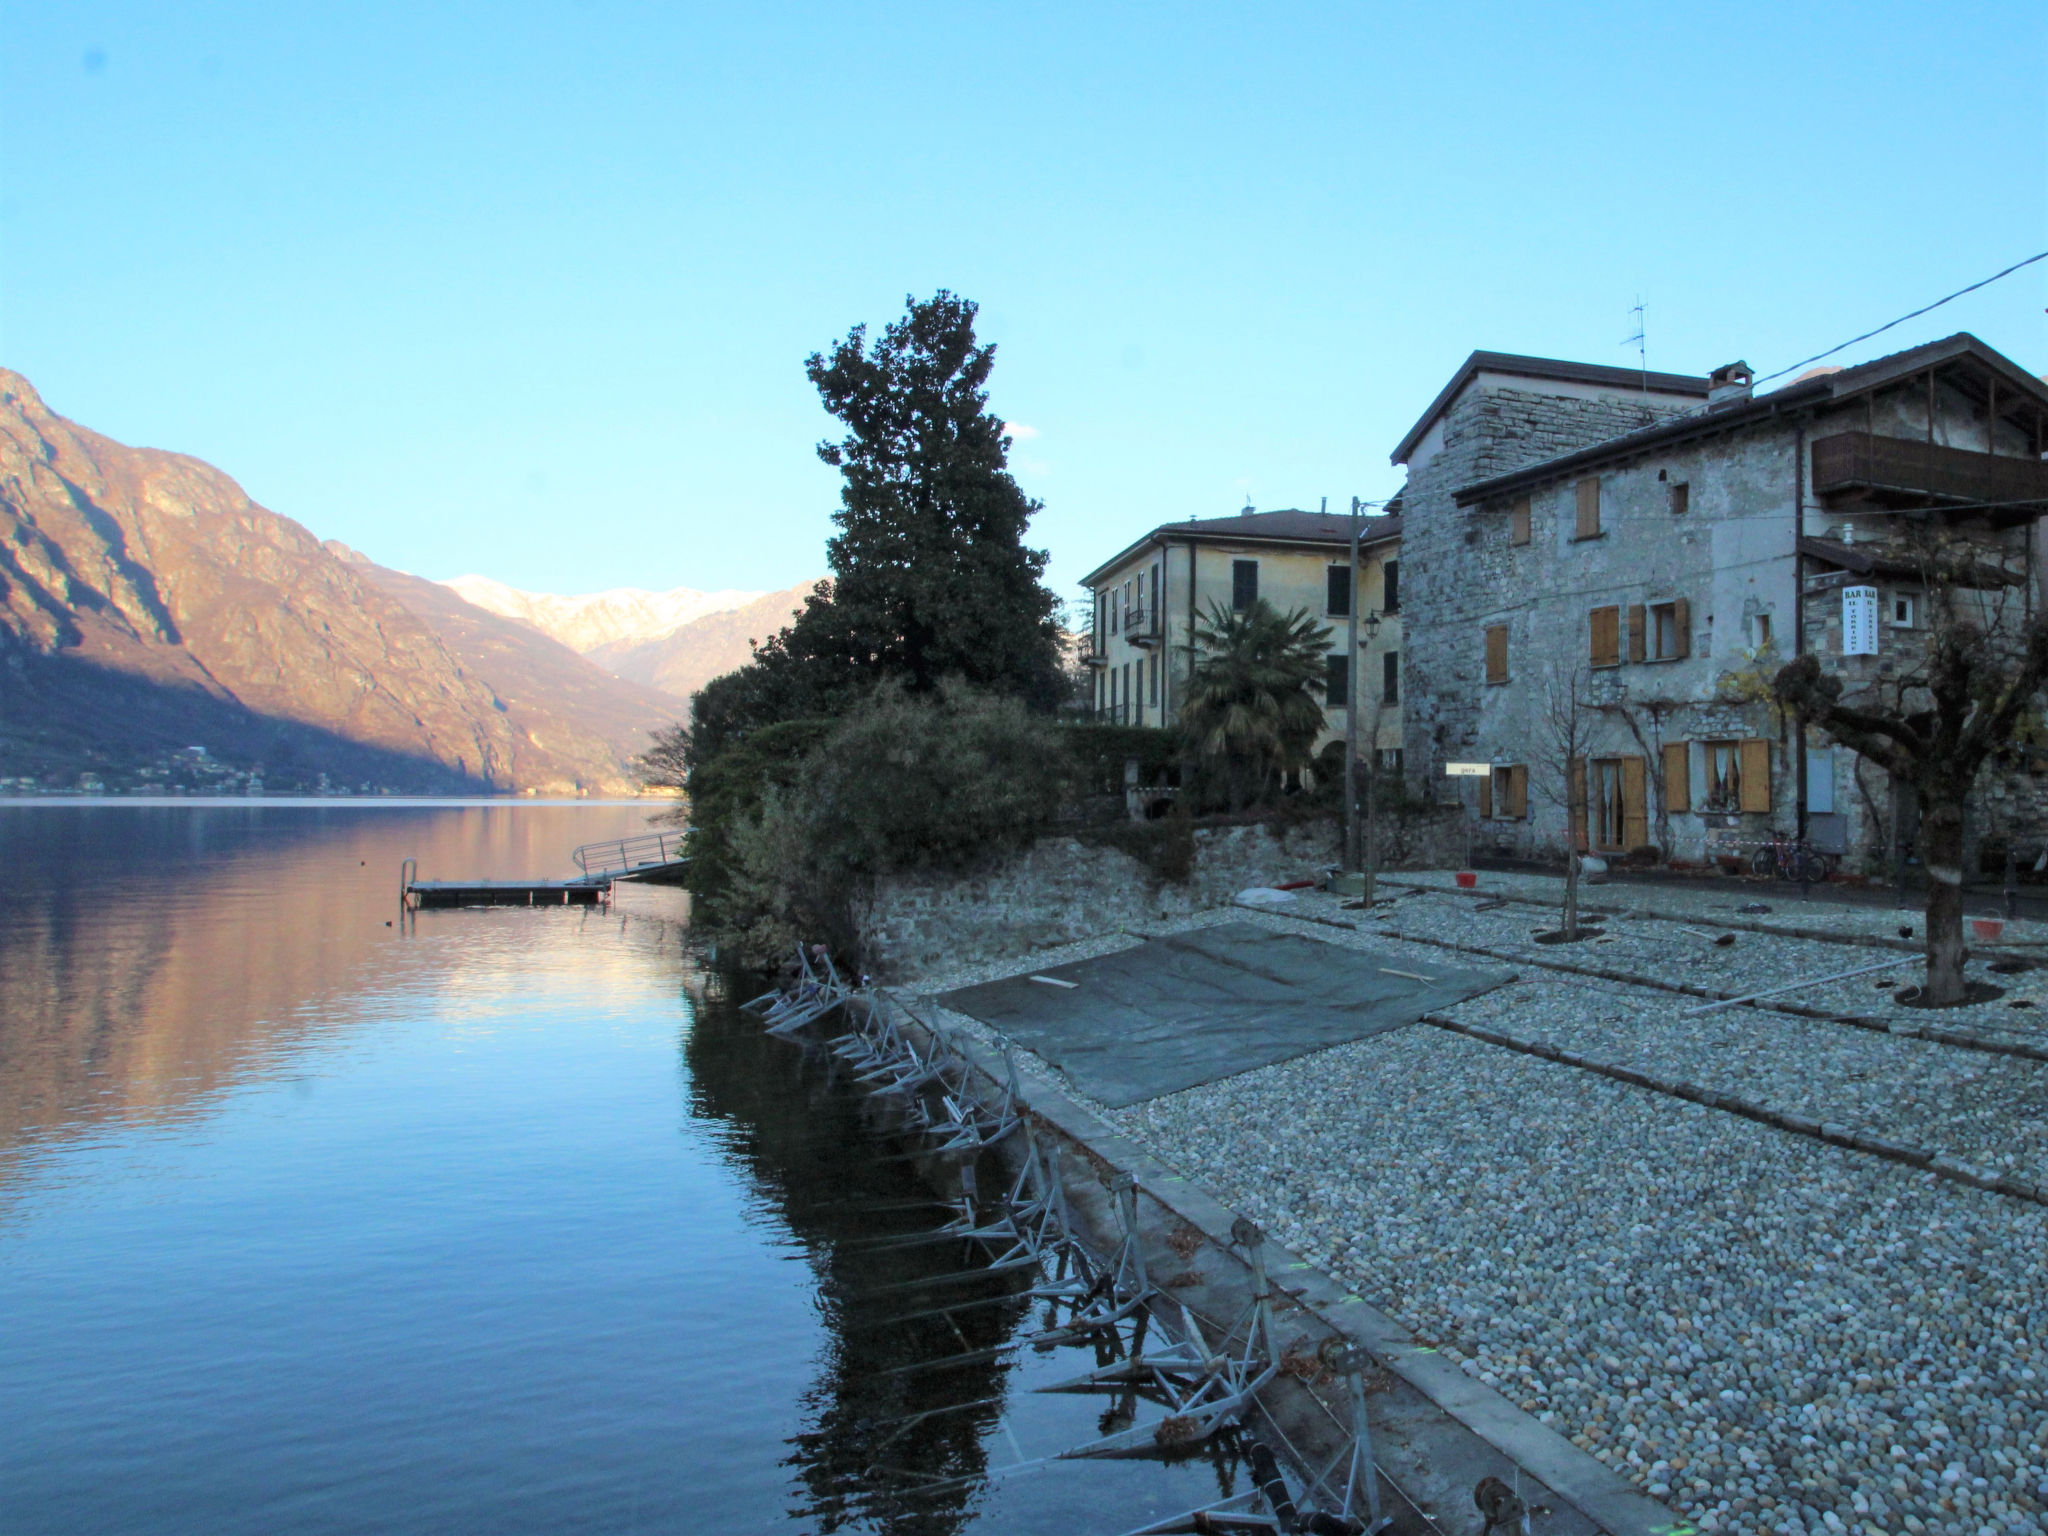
1707,361,1754,409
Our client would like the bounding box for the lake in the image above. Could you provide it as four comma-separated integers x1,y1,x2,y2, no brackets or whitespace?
0,801,1223,1534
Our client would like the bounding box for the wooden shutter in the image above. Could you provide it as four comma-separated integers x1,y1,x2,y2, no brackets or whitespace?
1590,606,1620,667
1485,624,1508,684
1628,605,1647,663
1739,739,1772,813
1508,764,1528,819
1568,757,1588,850
1621,756,1648,851
1672,597,1691,660
1511,497,1531,545
1663,742,1690,814
1479,772,1494,819
1575,477,1601,538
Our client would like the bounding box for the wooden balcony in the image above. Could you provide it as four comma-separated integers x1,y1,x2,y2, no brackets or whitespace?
1811,431,2048,519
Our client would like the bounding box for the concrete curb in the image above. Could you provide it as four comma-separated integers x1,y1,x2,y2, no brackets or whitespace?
925,1011,1693,1536
1420,1013,2048,1208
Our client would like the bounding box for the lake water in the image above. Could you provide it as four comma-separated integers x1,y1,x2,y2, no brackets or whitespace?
0,802,1223,1534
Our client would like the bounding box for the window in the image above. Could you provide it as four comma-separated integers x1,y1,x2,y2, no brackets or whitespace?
1382,650,1399,704
1751,613,1773,651
1382,560,1400,614
1510,496,1532,546
1484,624,1509,684
1574,476,1602,539
1326,564,1351,617
1592,757,1647,851
1375,747,1404,775
1704,740,1771,814
1150,651,1160,707
1590,605,1622,668
1487,764,1528,820
1232,559,1259,611
1649,599,1690,661
1705,741,1741,811
1670,482,1690,515
1123,579,1133,630
1110,584,1121,635
1325,654,1349,708
1122,663,1132,725
1891,593,1917,628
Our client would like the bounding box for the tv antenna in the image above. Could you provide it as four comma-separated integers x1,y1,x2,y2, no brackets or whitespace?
1623,296,1647,393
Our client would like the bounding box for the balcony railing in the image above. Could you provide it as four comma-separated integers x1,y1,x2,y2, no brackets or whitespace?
1811,431,2048,516
1123,606,1162,647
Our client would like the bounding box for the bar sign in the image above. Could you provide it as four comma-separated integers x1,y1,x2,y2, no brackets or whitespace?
1842,585,1879,656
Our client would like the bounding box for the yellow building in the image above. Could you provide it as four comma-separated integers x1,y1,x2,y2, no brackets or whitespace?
1079,507,1404,767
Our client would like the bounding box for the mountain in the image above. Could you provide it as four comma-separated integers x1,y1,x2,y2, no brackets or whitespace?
0,370,675,794
587,583,817,700
441,575,765,653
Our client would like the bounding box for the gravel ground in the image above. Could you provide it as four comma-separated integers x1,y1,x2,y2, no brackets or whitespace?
1335,887,2048,1047
1108,1028,2048,1536
1394,869,2048,951
893,902,2048,1536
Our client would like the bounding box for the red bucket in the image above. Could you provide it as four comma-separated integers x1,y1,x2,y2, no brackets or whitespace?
1971,917,2004,942
1455,871,1478,890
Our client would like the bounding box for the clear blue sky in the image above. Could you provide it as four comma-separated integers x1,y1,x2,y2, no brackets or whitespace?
4,3,2043,611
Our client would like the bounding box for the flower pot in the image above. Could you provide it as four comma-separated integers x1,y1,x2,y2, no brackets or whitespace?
1455,871,1478,889
1971,917,2005,942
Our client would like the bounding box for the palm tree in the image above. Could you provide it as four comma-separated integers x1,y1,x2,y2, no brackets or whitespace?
1181,599,1334,810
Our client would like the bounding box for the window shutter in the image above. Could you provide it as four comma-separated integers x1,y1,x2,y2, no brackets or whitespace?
1568,757,1588,849
1590,606,1620,667
1383,560,1399,613
1510,497,1531,545
1327,564,1350,616
1672,597,1691,660
1575,477,1601,538
1621,756,1648,850
1508,764,1528,819
1479,772,1494,819
1325,654,1349,707
1383,649,1400,704
1663,742,1690,815
1628,605,1647,663
1485,624,1508,684
1739,739,1772,813
1232,559,1259,611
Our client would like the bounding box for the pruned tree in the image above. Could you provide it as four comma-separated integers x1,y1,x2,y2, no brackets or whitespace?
1774,535,2048,1005
1530,663,1597,940
635,721,690,796
1180,598,1333,811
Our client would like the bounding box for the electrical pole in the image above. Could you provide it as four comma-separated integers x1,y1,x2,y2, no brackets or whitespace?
1345,496,1362,873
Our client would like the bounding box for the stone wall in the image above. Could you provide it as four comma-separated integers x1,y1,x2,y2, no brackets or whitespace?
859,809,1461,979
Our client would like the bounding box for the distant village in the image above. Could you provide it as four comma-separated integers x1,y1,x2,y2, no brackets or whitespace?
1080,331,2048,878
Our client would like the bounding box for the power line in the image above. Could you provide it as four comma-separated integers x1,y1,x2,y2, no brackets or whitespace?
1756,249,2048,386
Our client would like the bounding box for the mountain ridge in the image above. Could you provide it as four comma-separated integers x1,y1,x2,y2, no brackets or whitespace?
0,370,677,794
441,575,766,653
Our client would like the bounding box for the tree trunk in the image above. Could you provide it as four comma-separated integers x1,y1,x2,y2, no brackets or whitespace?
1563,810,1581,939
1920,793,1968,1005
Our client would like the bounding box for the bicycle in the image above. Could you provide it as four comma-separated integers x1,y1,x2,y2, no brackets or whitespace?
1749,837,1832,884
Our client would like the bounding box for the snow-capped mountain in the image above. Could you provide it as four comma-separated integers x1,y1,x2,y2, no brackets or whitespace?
440,575,766,654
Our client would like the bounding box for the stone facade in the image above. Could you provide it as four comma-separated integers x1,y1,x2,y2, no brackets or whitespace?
1399,340,2048,873
1396,380,1702,791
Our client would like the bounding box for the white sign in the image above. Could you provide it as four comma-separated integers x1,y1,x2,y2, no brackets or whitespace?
1444,762,1492,777
1842,585,1879,656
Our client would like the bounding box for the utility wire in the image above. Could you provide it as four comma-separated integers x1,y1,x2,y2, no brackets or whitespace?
1756,249,2048,386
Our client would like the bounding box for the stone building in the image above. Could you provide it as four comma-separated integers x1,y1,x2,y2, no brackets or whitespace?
1080,507,1403,764
1394,331,2048,871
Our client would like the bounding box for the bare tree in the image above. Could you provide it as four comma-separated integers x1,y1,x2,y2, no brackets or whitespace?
1775,536,2048,1005
1530,664,1597,940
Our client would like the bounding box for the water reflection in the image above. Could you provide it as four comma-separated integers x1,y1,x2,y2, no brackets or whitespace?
0,802,656,1172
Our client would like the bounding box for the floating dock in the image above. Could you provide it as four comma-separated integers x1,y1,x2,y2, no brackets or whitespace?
401,832,687,910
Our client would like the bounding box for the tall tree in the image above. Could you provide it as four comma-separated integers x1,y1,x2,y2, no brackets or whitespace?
1180,599,1332,810
1774,539,2048,1006
684,292,1062,766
